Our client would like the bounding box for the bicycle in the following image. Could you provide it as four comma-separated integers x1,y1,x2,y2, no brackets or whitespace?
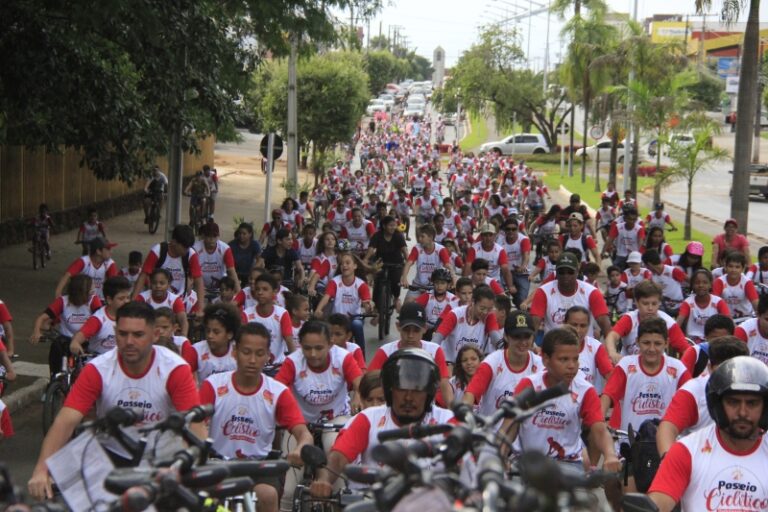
291,444,364,512
374,263,403,340
184,193,207,235
42,349,96,435
30,225,51,270
146,192,164,234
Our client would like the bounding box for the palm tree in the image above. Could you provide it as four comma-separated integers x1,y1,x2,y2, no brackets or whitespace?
696,0,760,234
656,114,729,240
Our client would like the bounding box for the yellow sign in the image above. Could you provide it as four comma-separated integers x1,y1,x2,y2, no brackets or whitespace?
651,21,689,43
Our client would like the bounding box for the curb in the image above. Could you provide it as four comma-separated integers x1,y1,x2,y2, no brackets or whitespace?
4,378,47,415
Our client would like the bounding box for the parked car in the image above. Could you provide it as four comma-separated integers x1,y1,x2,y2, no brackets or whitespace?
442,113,457,126
479,133,549,155
366,99,387,116
403,105,425,118
728,164,768,200
378,94,395,111
648,133,696,157
575,139,625,162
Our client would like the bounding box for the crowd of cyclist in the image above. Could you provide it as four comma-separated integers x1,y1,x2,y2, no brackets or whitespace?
7,107,768,512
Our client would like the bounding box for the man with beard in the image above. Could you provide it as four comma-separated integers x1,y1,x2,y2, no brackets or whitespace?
648,357,768,511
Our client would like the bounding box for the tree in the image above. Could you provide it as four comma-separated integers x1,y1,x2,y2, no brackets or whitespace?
256,51,369,177
696,0,760,234
655,114,729,240
365,51,408,95
0,0,378,183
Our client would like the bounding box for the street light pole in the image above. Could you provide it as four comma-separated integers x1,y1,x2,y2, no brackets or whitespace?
287,35,298,196
622,0,639,193
543,1,551,93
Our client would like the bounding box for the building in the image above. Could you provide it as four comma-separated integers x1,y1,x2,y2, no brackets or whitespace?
432,46,445,88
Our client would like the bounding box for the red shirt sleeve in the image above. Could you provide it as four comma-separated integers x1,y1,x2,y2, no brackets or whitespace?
223,248,235,268
594,345,614,378
367,349,388,372
280,311,293,339
261,222,271,235
580,387,604,427
587,289,609,318
433,348,450,379
325,279,338,298
438,248,451,265
339,227,349,239
672,267,687,283
106,262,119,278
275,388,306,431
63,364,103,414
745,280,759,302
79,315,103,340
662,389,699,431
677,370,691,389
465,247,477,264
465,362,493,403
485,312,500,333
668,324,690,354
529,289,548,319
414,293,429,307
172,297,185,314
141,249,160,275
342,354,363,385
602,365,627,412
47,297,64,319
407,247,419,263
435,310,458,337
608,224,619,239
332,413,371,462
647,442,692,503
358,282,371,302
735,326,748,342
680,346,698,375
351,347,367,371
520,237,532,252
678,301,691,319
366,223,375,237
716,299,731,316
514,377,533,394
274,358,296,386
66,258,85,276
489,279,504,295
611,314,633,337
180,341,197,368
187,252,202,279
712,278,725,297
166,365,201,412
585,237,597,250
1,408,14,438
199,380,216,406
496,249,508,265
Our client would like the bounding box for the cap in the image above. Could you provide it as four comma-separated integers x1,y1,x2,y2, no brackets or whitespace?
627,251,642,264
398,302,427,329
505,311,534,337
686,241,704,256
724,218,738,229
90,237,118,251
556,252,580,271
568,212,584,223
569,193,581,202
479,222,497,234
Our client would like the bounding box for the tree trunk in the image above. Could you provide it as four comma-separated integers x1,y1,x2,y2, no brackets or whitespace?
653,137,663,204
569,105,576,177
631,135,640,198
594,144,601,192
731,0,760,235
609,123,619,186
685,177,693,241
581,92,590,184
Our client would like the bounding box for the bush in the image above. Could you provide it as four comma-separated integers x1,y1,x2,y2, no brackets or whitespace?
637,165,668,177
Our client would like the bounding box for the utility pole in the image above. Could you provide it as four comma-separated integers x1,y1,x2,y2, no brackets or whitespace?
542,1,551,93
753,40,766,164
287,35,298,195
166,46,188,238
622,0,639,193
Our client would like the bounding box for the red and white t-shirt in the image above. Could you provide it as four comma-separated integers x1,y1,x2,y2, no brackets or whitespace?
0,302,11,340
242,305,293,363
193,240,235,292
327,208,352,232
414,292,459,326
435,305,501,361
515,373,603,461
529,281,609,336
560,234,598,263
341,221,375,252
46,294,102,338
735,318,768,364
465,349,542,418
310,254,338,287
611,310,689,356
679,295,731,340
78,306,118,354
171,335,197,368
650,264,688,302
64,346,199,425
66,256,119,299
645,212,672,230
713,274,759,318
415,196,439,217
343,341,366,371
407,243,451,288
465,242,509,281
0,400,13,438
141,244,203,295
609,222,645,257
501,235,531,271
648,424,768,512
661,374,712,436
578,336,614,388
191,340,236,381
442,212,462,234
325,276,371,316
297,238,318,267
368,340,450,380
332,405,455,466
200,371,304,459
621,267,652,288
602,355,690,430
136,290,185,314
275,345,362,422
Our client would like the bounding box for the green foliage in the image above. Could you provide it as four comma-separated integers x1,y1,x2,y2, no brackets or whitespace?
256,51,369,152
365,51,409,95
683,70,724,110
0,0,379,183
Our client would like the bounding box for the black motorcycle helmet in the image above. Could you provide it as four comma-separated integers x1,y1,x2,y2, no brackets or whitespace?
431,268,451,284
706,356,768,430
381,348,440,418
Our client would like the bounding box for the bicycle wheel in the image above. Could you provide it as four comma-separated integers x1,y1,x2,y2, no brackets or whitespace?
148,202,160,234
42,380,67,435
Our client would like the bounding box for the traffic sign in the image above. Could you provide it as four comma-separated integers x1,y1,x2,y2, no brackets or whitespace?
260,134,284,160
589,125,605,140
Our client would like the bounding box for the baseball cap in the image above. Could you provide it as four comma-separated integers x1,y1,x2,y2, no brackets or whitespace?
570,193,581,203
568,212,584,223
398,303,427,329
627,251,642,264
479,222,497,234
724,218,738,229
556,252,580,271
686,241,704,256
90,237,118,251
505,311,534,337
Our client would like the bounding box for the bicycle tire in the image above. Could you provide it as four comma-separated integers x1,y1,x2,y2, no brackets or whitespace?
42,380,67,435
148,202,160,234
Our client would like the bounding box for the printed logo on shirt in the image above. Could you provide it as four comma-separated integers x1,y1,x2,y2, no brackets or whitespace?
303,384,335,406
217,385,229,397
495,390,515,408
703,466,768,511
628,364,637,374
116,388,162,424
701,439,713,453
299,370,308,379
263,389,274,405
531,406,569,430
631,382,665,416
222,409,261,443
331,366,342,377
202,353,210,361
377,415,386,428
666,366,678,378
496,364,503,375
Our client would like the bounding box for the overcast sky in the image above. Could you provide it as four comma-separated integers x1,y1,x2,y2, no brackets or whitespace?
361,0,768,69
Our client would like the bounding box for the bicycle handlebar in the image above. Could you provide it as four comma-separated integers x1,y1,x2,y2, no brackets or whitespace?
377,423,452,442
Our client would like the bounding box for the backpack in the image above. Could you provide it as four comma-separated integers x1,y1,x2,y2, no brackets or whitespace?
156,242,190,294
692,342,710,378
626,419,662,493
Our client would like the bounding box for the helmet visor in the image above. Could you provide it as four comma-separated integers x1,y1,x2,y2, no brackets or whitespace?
390,358,436,392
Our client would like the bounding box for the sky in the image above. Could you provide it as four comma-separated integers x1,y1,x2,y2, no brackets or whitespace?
362,0,768,69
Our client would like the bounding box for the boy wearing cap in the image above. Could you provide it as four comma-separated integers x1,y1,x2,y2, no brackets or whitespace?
462,311,542,423
646,202,677,232
464,223,516,294
621,251,651,308
529,253,612,338
400,225,454,300
559,213,600,265
55,237,119,301
367,303,454,406
193,222,241,299
559,193,595,237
